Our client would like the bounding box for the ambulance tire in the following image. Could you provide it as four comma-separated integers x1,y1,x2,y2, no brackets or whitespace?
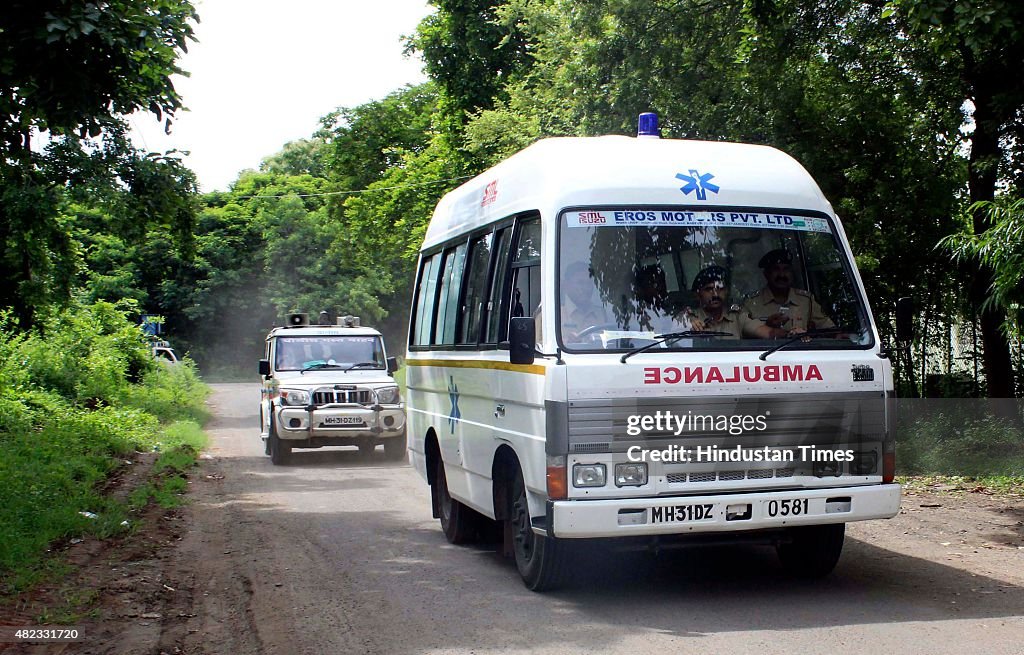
511,469,568,592
435,457,476,544
777,523,845,578
268,415,290,466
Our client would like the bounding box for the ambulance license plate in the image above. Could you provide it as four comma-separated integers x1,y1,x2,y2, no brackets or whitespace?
650,503,715,523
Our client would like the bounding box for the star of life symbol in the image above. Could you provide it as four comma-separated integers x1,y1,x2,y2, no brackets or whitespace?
676,170,720,200
447,375,461,434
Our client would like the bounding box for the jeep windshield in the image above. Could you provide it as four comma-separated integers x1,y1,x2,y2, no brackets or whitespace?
275,336,385,371
558,207,872,352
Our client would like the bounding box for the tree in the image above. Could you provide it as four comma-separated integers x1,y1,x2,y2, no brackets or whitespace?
943,197,1024,340
886,0,1024,396
260,138,327,178
0,0,198,325
0,0,197,156
408,0,531,124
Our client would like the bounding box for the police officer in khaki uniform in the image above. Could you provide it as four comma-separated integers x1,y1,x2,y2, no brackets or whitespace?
740,249,834,339
678,265,743,338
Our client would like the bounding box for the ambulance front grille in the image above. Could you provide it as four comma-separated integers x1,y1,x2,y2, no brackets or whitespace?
665,468,796,484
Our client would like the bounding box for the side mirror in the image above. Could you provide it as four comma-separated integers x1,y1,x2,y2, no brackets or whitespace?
387,356,399,375
259,359,271,377
895,297,914,342
508,317,536,365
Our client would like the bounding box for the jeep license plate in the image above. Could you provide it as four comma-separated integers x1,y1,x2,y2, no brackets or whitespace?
324,416,363,426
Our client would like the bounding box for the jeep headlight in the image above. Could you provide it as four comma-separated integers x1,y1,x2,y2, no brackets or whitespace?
280,388,310,406
375,386,401,405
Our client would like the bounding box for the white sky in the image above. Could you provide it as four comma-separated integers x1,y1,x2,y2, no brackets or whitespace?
129,0,431,192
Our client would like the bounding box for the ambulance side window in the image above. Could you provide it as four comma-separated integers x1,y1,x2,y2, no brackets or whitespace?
509,217,541,334
484,226,513,344
412,253,440,346
458,233,493,345
433,242,468,346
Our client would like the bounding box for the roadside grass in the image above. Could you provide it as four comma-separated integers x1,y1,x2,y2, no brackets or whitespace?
898,474,1024,496
0,302,211,601
897,409,1024,479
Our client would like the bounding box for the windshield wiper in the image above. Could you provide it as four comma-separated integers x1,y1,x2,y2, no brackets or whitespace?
758,328,848,361
344,361,381,372
620,330,731,363
300,362,345,374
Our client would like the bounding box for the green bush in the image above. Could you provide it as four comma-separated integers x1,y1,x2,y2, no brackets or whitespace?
0,300,210,589
7,301,155,405
897,411,1024,476
119,361,210,424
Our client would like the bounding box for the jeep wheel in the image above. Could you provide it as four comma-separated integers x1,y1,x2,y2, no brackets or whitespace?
383,436,407,461
262,411,271,455
268,415,290,465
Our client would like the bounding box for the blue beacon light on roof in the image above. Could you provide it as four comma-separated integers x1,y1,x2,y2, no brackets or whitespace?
637,112,660,139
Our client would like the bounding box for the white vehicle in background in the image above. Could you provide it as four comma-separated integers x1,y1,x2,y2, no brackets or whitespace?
259,314,406,465
406,113,906,590
150,340,179,365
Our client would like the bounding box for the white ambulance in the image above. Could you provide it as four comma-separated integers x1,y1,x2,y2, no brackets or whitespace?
259,314,406,465
406,114,905,590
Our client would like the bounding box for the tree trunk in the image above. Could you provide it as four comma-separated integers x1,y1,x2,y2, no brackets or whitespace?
966,67,1014,398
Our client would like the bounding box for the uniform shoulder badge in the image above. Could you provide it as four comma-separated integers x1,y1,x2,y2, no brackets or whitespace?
794,288,811,297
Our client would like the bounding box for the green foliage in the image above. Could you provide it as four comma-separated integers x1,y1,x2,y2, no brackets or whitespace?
408,1,532,124
0,300,210,587
119,362,210,424
897,411,1024,475
942,197,1024,335
319,85,438,191
260,138,327,178
0,0,198,325
11,301,154,405
0,0,197,152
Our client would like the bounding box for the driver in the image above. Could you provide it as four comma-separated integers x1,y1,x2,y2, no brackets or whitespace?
279,347,303,369
678,265,742,338
560,261,611,343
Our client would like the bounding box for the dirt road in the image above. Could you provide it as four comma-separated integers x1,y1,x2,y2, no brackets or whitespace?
63,384,1024,654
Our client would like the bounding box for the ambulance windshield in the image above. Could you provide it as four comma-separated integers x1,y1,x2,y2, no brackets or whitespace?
557,208,872,352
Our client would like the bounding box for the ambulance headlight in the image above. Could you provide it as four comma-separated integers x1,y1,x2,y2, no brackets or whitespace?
376,386,401,405
279,388,310,406
615,462,648,487
572,464,606,488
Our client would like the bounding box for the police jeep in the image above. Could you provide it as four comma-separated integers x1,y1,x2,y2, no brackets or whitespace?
258,313,406,465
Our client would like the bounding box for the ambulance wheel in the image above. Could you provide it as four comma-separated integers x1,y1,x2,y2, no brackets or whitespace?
777,523,845,578
383,435,407,461
510,469,567,592
435,457,475,544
